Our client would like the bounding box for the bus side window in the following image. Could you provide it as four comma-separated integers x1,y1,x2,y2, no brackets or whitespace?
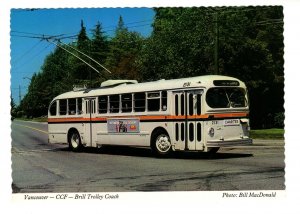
77,98,83,114
68,98,76,115
196,94,201,115
121,94,132,113
175,94,178,116
134,92,145,112
49,101,57,116
59,99,67,115
109,95,120,113
189,93,193,116
147,92,160,111
180,94,185,115
98,96,108,114
161,91,167,111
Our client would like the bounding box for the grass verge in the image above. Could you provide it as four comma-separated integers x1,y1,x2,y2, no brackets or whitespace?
250,128,284,139
15,117,48,123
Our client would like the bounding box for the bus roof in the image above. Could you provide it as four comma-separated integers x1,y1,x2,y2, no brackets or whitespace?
53,75,245,100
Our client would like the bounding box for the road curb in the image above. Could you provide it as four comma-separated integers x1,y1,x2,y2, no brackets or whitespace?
252,139,284,146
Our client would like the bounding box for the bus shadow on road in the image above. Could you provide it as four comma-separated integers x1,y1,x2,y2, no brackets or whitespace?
83,146,154,158
174,151,253,160
58,146,253,160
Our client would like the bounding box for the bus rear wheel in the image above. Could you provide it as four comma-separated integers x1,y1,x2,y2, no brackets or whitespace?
68,130,82,152
151,130,172,157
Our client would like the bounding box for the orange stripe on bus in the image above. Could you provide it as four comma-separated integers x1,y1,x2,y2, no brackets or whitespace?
210,112,249,118
48,112,248,123
48,117,87,122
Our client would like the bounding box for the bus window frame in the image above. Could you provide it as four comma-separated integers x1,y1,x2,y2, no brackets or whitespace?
49,100,57,116
77,98,83,115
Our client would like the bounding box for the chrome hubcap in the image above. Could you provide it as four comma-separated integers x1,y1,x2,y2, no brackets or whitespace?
156,135,171,153
71,134,80,148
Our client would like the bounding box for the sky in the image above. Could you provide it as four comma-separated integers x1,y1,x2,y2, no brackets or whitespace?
10,8,155,105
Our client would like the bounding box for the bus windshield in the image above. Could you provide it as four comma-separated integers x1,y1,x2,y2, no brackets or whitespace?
206,87,247,108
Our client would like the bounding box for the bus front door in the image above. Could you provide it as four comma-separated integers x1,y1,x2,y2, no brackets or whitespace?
186,90,203,151
84,98,96,147
173,90,203,151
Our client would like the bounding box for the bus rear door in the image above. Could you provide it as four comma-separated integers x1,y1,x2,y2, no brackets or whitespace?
84,97,97,147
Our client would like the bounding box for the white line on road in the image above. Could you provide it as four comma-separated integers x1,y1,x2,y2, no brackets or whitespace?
13,123,48,134
11,147,61,154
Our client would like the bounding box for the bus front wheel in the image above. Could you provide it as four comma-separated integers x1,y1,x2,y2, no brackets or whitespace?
151,130,172,157
68,130,82,152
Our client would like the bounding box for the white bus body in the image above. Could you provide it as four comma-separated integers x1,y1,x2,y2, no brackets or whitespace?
48,75,252,156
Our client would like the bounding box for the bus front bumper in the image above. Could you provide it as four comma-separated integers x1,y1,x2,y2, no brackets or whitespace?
206,138,253,147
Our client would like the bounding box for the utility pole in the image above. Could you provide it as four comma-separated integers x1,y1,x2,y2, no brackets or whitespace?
19,85,21,104
214,11,219,75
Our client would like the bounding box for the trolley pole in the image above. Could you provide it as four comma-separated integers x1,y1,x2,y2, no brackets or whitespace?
89,42,92,88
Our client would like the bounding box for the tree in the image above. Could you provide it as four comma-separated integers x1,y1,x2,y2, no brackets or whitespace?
17,8,283,129
90,21,110,85
77,20,90,50
138,8,215,81
116,16,126,35
11,96,16,118
11,96,16,110
20,44,74,118
18,18,145,118
138,7,283,128
91,21,108,64
74,20,92,86
105,16,144,80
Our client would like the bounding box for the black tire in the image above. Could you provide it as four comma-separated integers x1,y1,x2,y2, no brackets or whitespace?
151,130,172,157
68,130,83,152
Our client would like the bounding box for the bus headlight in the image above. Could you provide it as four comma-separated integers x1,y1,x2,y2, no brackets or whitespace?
208,127,215,137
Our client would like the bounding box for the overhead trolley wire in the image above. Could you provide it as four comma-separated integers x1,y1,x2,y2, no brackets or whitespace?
12,43,52,72
11,30,54,37
10,33,112,75
10,19,153,41
56,39,111,74
45,39,108,75
12,40,43,64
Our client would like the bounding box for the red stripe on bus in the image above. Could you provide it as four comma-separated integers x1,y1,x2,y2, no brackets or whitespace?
48,112,248,123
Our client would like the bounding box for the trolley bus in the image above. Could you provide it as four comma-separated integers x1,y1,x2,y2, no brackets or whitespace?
48,75,252,156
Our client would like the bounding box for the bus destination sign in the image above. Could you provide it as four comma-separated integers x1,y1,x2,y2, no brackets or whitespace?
213,80,240,86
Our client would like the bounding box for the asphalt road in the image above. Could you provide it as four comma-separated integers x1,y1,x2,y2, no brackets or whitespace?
11,120,285,193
